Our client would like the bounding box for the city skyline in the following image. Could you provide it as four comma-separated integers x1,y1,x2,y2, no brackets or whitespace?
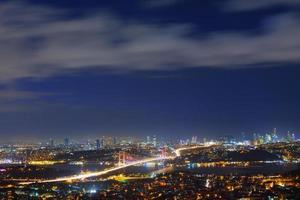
0,0,300,140
0,127,297,145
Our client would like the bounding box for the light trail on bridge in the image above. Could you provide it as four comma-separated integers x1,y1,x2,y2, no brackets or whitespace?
19,145,204,185
174,145,205,157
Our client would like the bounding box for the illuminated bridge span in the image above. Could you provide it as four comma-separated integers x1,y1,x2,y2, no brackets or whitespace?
20,156,174,185
174,145,206,157
20,145,204,185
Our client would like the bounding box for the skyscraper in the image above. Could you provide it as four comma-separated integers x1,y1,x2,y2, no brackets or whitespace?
96,139,100,150
101,137,105,148
287,131,296,142
64,138,69,147
292,133,296,141
153,135,157,147
146,136,151,144
253,133,257,141
265,134,272,143
49,138,54,147
271,128,278,143
191,136,197,144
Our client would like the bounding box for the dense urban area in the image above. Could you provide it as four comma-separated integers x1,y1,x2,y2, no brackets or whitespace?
0,129,300,199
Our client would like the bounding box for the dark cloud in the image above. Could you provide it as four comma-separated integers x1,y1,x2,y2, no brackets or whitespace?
0,2,299,83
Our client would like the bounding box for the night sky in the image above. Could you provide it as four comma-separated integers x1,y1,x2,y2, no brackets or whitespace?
0,0,300,141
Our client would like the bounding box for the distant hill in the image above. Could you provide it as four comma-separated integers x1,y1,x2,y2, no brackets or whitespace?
186,149,281,162
286,167,300,176
226,150,280,161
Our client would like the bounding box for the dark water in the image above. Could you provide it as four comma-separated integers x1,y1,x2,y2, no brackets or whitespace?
2,161,297,180
179,162,300,175
53,162,299,177
48,162,164,178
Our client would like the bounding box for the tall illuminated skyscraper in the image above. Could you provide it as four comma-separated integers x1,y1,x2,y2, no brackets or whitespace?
287,131,296,142
101,137,105,148
146,136,151,144
271,128,278,142
153,135,157,147
265,134,272,143
191,136,197,144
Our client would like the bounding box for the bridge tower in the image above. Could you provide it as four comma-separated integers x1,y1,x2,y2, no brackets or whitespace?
118,151,126,166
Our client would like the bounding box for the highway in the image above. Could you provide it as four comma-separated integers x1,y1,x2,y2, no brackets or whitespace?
19,145,203,185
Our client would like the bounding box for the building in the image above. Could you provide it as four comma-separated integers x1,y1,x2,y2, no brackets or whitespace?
191,136,197,144
146,136,151,144
49,138,54,147
153,135,157,147
64,138,69,147
265,134,272,143
271,128,278,143
287,131,296,142
96,139,100,150
113,137,117,146
101,137,105,148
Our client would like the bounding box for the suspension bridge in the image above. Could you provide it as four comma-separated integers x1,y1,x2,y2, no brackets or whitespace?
19,145,202,185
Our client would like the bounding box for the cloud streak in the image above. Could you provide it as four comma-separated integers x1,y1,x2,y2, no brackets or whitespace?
224,0,300,11
0,2,300,82
141,0,181,8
